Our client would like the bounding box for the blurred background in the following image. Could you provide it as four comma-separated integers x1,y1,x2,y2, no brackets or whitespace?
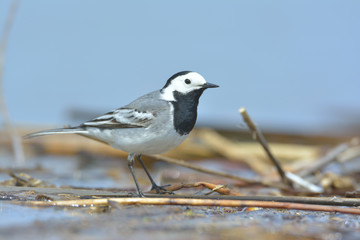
1,0,359,136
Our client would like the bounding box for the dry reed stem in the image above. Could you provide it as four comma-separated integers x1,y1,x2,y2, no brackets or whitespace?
0,0,24,166
196,128,320,163
18,197,360,215
196,129,271,175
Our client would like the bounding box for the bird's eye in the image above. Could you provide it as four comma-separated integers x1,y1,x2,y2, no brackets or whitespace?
185,79,191,84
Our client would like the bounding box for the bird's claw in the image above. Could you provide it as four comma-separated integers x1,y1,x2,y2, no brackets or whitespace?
128,191,146,198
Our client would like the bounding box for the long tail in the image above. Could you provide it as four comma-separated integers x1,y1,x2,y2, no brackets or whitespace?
23,127,88,139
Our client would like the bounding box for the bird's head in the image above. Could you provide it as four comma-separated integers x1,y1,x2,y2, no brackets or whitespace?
160,71,218,101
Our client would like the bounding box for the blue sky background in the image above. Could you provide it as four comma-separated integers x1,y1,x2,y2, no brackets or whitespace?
1,0,359,135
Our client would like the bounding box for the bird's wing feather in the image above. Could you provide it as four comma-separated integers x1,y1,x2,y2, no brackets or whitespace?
81,108,154,129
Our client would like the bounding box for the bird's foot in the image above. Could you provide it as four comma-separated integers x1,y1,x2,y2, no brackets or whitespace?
127,190,146,198
151,184,174,195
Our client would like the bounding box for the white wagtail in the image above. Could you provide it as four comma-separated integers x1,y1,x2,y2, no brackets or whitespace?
24,71,219,197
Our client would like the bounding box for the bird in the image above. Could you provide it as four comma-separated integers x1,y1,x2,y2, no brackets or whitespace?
24,71,219,197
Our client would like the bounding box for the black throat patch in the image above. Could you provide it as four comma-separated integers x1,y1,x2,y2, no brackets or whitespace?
171,89,205,135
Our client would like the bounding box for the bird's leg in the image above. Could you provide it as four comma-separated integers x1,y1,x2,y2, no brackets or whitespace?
127,153,145,197
136,155,174,194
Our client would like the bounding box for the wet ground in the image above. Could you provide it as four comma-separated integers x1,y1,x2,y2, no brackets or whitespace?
0,149,360,239
1,200,360,240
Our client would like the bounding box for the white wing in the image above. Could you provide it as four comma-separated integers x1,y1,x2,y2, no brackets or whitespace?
82,108,154,129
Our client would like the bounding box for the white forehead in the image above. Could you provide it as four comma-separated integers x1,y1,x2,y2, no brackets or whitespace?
160,72,207,101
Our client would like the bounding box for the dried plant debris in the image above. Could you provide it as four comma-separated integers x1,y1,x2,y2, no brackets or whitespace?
0,173,54,188
0,108,359,238
320,172,355,192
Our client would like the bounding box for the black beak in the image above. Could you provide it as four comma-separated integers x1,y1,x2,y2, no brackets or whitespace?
202,82,219,89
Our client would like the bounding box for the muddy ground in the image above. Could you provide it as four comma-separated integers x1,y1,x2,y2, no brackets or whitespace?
1,148,359,240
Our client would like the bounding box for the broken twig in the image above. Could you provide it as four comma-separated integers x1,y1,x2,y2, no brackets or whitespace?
239,108,292,187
